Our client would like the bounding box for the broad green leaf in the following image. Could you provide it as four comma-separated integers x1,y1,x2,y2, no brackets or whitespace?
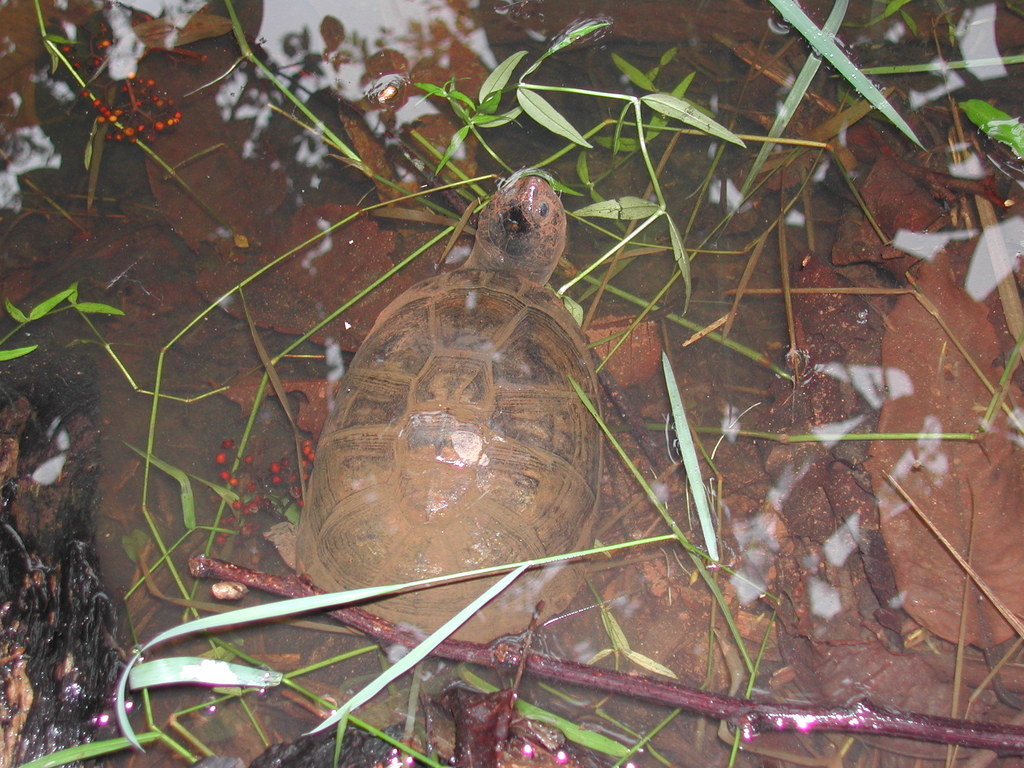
612,52,656,92
868,0,914,24
961,99,1024,159
516,88,593,147
766,0,922,148
27,284,78,321
73,301,125,315
478,50,528,105
4,298,28,323
576,196,661,220
641,93,745,146
0,346,37,361
575,152,591,187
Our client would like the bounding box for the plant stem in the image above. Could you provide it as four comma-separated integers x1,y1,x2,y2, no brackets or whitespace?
190,555,1024,755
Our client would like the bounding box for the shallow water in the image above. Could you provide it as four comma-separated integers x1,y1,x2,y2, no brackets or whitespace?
2,0,1023,766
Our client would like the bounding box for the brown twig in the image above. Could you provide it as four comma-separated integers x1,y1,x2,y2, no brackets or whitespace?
189,555,1024,754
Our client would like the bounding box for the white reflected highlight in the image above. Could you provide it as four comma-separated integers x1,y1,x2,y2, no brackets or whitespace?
816,362,914,410
956,3,1007,81
824,514,860,568
892,228,978,262
965,216,1024,301
808,576,842,619
730,514,780,605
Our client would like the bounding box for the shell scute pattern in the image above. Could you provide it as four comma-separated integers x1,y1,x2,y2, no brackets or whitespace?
297,175,601,641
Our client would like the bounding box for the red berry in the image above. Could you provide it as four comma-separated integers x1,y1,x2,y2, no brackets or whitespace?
215,452,227,464
269,462,281,474
222,439,235,449
228,476,239,487
219,470,230,481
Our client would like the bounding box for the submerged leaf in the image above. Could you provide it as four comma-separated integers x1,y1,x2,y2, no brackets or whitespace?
4,298,28,323
641,93,745,146
517,88,593,147
766,0,921,147
960,99,1024,159
0,346,37,361
575,196,661,220
479,50,528,105
27,283,78,321
612,53,656,92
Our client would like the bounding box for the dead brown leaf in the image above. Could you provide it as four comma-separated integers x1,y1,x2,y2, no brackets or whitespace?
867,256,1024,647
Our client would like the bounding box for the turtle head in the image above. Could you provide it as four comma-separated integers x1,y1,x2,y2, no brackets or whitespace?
465,171,566,284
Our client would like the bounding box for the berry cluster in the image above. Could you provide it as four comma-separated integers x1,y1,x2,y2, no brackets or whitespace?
84,78,182,142
211,438,315,545
60,18,183,143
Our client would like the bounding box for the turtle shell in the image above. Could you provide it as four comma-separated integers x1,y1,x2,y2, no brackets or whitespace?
296,177,601,641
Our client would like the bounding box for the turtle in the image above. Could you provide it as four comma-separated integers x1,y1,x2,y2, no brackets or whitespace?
295,172,602,642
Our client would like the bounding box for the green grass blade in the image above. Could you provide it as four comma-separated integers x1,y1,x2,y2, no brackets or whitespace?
662,353,718,561
129,657,283,690
767,0,922,148
18,734,162,768
308,564,529,734
124,444,197,530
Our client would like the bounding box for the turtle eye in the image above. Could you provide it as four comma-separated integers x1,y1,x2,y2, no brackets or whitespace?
538,202,549,216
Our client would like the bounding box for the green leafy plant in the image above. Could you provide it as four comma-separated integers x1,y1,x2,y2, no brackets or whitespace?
1,283,123,361
960,99,1024,159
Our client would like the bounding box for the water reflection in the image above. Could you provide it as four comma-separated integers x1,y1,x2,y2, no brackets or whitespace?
2,0,1023,765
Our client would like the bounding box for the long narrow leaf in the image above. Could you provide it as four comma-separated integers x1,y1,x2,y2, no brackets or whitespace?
767,0,921,147
641,93,745,146
4,298,29,323
124,444,197,530
662,353,718,561
575,196,661,220
27,284,78,320
129,657,283,689
0,346,38,361
479,50,528,105
308,564,528,734
517,88,593,147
